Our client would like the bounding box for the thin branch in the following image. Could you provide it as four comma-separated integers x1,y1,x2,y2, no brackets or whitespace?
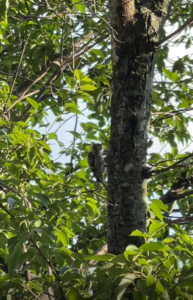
3,30,31,112
24,13,70,19
151,107,193,125
0,203,14,218
29,238,59,280
156,17,193,47
151,153,193,176
16,32,108,118
3,68,51,115
160,172,193,204
28,289,40,300
70,115,78,166
168,215,193,225
29,238,67,300
60,22,65,65
169,190,193,200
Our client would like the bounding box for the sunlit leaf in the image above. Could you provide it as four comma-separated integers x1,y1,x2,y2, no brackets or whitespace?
162,68,180,82
56,230,69,246
74,69,84,81
80,85,97,91
139,242,166,252
26,97,39,110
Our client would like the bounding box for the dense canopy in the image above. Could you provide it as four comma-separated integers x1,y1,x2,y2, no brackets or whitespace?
0,0,193,299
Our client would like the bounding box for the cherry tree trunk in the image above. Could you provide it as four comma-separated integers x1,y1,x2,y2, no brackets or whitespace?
107,0,173,254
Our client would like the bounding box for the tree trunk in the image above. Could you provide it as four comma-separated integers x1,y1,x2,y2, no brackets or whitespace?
107,0,173,254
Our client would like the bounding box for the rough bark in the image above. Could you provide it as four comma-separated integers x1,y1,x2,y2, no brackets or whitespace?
107,0,173,255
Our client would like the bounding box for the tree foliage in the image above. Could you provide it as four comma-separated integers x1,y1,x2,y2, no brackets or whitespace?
0,0,193,299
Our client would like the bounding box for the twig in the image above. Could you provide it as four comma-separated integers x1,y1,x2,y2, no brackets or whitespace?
168,215,193,225
160,172,193,204
151,107,193,125
29,238,67,300
0,203,14,217
3,69,51,115
70,115,78,166
151,153,193,175
16,32,107,117
28,289,40,300
156,17,193,47
3,30,32,112
60,22,65,65
29,238,59,281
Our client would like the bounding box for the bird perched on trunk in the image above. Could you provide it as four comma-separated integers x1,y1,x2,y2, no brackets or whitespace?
88,143,107,189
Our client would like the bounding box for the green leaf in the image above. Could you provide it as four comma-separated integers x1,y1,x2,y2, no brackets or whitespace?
0,0,9,22
1,20,9,31
34,220,41,228
86,201,100,214
151,200,168,211
65,76,76,89
139,242,166,252
157,269,171,279
156,282,165,294
146,274,155,287
0,142,7,148
27,146,35,163
48,132,58,140
26,97,39,110
131,230,149,238
85,254,115,262
164,255,176,270
149,222,166,237
162,68,180,82
79,158,88,167
5,163,19,177
78,92,93,103
133,291,146,300
80,77,95,84
116,275,135,300
8,241,23,278
149,203,163,221
62,226,76,237
190,6,193,18
0,235,7,247
75,170,86,180
111,254,128,264
137,279,149,296
66,287,84,300
80,85,97,91
125,245,138,251
38,140,52,151
56,230,69,246
74,69,84,81
28,282,43,293
75,3,85,13
89,49,105,59
66,131,80,140
163,237,174,244
137,278,158,299
0,118,9,126
65,102,84,115
34,193,49,207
